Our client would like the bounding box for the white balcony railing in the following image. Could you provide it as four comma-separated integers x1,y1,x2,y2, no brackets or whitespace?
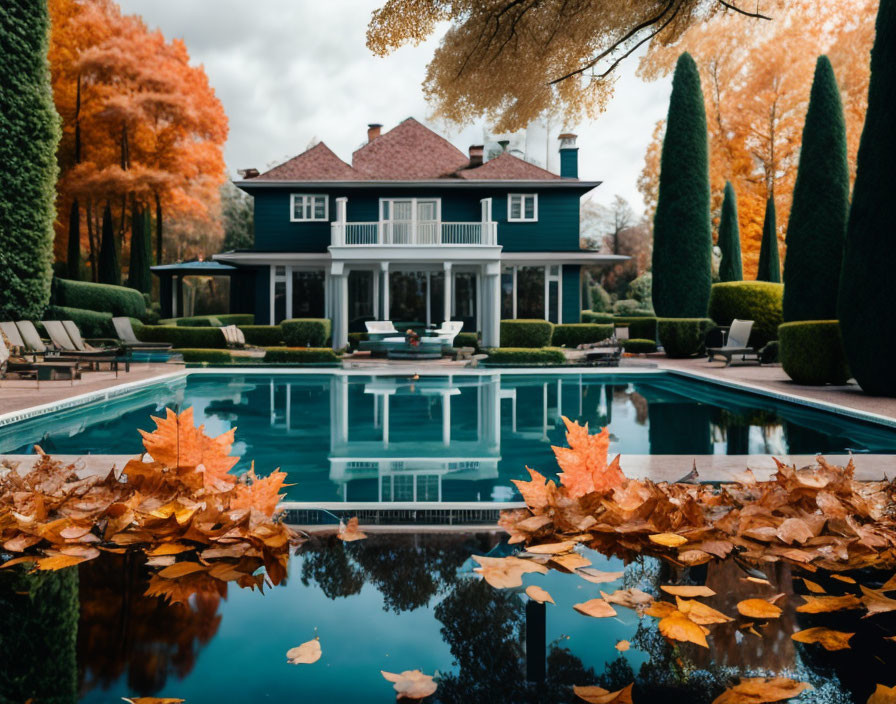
331,221,498,247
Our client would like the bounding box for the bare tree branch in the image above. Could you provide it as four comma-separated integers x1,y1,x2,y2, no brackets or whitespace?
717,0,772,20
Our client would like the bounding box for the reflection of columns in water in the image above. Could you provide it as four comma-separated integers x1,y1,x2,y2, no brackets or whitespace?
605,384,613,425
525,600,546,683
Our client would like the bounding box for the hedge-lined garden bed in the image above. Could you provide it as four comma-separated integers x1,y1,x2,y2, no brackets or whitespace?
282,318,331,347
136,325,226,348
52,278,146,319
483,347,567,366
500,319,554,348
240,325,283,346
263,347,341,364
43,305,115,337
160,314,255,327
622,338,658,354
175,348,233,364
779,321,850,385
580,312,658,341
551,323,613,348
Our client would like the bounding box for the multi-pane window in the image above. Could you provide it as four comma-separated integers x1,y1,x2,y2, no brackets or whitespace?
507,193,538,222
290,194,328,221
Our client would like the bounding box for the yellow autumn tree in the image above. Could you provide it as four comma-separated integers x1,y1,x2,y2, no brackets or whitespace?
638,0,875,278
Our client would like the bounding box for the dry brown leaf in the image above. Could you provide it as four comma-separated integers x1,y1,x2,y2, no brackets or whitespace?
791,627,854,651
832,574,856,584
472,555,548,589
796,594,863,613
525,585,555,604
381,670,437,700
675,597,733,625
736,599,782,619
601,588,654,611
658,610,709,648
157,562,206,579
286,638,322,664
711,677,811,704
511,467,555,510
661,585,715,597
550,552,592,571
615,640,630,652
122,698,186,704
526,540,577,554
646,600,677,619
649,533,688,548
862,586,896,616
868,684,896,704
573,598,618,619
337,517,367,542
573,683,634,704
802,578,826,594
576,568,624,584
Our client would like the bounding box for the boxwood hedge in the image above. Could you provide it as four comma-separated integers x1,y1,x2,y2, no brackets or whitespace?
708,281,783,347
483,347,567,366
657,318,715,357
43,305,114,337
52,278,146,319
581,311,614,324
239,325,283,346
622,338,658,354
779,321,850,385
175,348,233,364
282,318,331,347
136,325,226,348
263,347,341,364
612,316,658,341
500,319,554,348
454,332,479,350
551,323,614,347
159,314,255,327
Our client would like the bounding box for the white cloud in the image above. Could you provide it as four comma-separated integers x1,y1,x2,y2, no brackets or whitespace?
116,0,671,213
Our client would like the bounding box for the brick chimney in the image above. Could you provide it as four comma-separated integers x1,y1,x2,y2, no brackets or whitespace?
468,144,484,168
558,133,578,178
367,123,383,142
238,168,259,179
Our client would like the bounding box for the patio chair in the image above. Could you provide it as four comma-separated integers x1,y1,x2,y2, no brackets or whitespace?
1,321,32,358
0,338,80,386
62,320,121,354
431,320,463,346
14,320,54,357
580,337,623,367
42,320,124,374
112,317,173,350
707,319,759,366
220,325,246,348
364,320,399,342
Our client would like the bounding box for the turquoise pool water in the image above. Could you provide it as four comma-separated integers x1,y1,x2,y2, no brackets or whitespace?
0,535,885,703
1,371,894,503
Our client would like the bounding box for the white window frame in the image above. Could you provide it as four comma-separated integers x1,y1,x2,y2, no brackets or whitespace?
268,264,328,323
290,194,329,222
507,193,538,222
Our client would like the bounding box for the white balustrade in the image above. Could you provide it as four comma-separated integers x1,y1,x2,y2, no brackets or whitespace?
331,220,497,246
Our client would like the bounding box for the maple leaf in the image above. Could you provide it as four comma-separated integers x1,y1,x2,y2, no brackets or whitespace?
552,418,625,497
231,465,287,517
511,467,556,510
139,407,238,488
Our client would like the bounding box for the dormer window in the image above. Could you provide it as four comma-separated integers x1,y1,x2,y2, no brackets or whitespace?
290,194,329,222
507,193,538,222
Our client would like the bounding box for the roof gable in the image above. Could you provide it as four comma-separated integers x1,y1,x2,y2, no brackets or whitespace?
456,152,562,180
352,117,470,179
254,142,360,181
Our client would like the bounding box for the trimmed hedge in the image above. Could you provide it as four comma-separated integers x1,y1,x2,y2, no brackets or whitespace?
483,347,566,366
613,316,658,341
239,325,283,346
136,325,226,348
175,348,233,364
622,338,658,354
708,281,783,347
160,314,255,327
779,321,850,385
658,318,715,358
581,311,614,324
454,332,479,350
551,324,614,348
43,305,114,337
347,332,368,351
263,347,341,364
282,318,331,347
52,278,146,319
500,319,554,348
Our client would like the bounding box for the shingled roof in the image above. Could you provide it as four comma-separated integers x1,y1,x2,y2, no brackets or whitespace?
254,142,360,181
246,118,573,182
352,118,470,179
455,152,561,180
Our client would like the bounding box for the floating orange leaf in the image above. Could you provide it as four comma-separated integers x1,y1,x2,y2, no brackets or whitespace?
711,677,811,704
511,467,556,510
573,598,618,618
525,585,555,604
736,598,782,619
791,627,854,651
337,517,367,542
868,684,896,704
615,640,630,652
380,670,437,700
601,588,654,611
122,698,185,704
802,578,826,594
553,418,625,497
286,638,322,664
796,594,863,613
661,585,715,597
675,597,733,625
576,568,624,584
658,610,709,648
649,533,688,548
527,540,577,554
573,683,634,703
472,555,548,589
231,465,287,517
861,585,896,616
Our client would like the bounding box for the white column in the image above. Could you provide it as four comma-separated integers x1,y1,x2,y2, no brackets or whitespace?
442,392,451,446
381,261,390,320
443,262,452,323
382,394,390,449
330,262,349,349
372,269,379,319
481,263,501,347
335,196,347,245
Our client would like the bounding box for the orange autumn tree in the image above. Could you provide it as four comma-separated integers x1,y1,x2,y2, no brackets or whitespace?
637,0,876,278
49,0,228,279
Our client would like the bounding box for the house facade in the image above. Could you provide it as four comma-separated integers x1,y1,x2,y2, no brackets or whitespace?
215,118,622,348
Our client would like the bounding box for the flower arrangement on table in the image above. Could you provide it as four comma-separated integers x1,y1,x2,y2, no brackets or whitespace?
404,329,420,347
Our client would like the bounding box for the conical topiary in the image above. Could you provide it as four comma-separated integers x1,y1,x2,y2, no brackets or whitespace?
127,206,152,294
651,53,712,317
98,204,120,286
783,56,849,322
756,195,780,283
717,181,742,282
839,0,896,395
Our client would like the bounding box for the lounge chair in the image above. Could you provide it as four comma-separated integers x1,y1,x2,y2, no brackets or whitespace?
579,336,623,367
62,320,121,353
0,339,80,385
431,320,463,346
112,317,173,350
707,319,759,366
15,320,56,357
220,325,246,348
1,321,32,359
42,320,124,374
364,320,399,341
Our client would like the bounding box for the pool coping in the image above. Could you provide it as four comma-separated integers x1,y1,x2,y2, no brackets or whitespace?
0,364,894,433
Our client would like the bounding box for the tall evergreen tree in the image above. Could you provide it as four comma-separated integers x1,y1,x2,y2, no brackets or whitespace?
66,200,81,280
717,181,742,282
756,196,781,283
651,53,712,318
839,0,896,395
127,206,152,293
0,3,60,319
783,56,850,322
98,204,120,286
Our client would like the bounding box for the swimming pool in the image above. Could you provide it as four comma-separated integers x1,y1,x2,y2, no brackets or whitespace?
1,370,894,503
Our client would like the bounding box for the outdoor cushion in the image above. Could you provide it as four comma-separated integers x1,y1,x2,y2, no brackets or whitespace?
365,320,398,334
15,321,49,355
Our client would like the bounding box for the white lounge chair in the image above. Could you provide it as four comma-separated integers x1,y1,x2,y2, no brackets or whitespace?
707,319,758,366
220,325,246,348
112,317,173,350
431,320,463,345
365,320,399,341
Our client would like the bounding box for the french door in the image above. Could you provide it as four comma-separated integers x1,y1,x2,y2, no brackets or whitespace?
380,198,440,244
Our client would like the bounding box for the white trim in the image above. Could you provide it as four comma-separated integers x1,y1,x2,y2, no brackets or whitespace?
237,179,602,190
507,193,538,222
289,194,329,222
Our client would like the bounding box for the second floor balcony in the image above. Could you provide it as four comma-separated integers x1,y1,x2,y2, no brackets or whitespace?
330,195,498,247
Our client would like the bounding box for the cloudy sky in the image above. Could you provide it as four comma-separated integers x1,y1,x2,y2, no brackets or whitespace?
116,0,672,214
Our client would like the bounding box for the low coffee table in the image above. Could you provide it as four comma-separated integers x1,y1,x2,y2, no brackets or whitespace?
382,336,443,360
